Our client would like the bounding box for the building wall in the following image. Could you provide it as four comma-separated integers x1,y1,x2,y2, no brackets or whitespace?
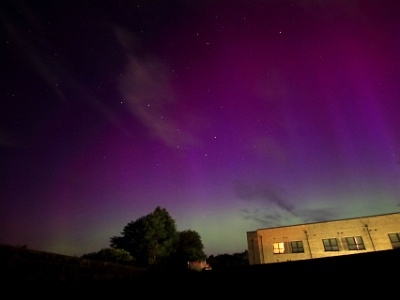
247,212,400,265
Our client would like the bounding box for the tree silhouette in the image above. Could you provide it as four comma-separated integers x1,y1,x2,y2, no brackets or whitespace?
174,230,206,267
81,248,134,264
110,206,177,266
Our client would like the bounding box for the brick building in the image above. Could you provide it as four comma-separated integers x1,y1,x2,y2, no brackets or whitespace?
247,211,400,265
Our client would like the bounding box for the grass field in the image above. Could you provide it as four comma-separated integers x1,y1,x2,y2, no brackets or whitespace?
1,243,399,295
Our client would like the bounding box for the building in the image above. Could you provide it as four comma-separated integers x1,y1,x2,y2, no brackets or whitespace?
247,211,400,265
188,260,211,271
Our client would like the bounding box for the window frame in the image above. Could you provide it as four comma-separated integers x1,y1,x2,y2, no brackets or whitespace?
322,238,340,251
273,242,285,254
388,233,400,249
345,236,366,250
290,240,304,253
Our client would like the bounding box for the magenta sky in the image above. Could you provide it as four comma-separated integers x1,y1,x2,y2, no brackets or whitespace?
1,0,400,257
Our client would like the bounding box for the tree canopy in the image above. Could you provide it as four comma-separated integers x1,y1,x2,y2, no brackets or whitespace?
174,230,207,263
109,206,205,267
81,248,134,264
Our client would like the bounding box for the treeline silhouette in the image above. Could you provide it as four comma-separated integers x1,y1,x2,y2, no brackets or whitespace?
1,243,399,296
0,243,247,282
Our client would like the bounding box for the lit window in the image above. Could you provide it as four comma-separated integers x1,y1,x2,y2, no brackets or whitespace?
273,242,285,254
346,236,365,250
290,241,304,253
322,238,339,251
388,233,400,249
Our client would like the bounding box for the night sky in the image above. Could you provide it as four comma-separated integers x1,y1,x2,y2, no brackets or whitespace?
1,0,400,257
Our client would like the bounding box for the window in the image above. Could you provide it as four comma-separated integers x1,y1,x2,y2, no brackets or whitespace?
388,233,400,249
323,238,339,251
290,241,304,253
346,236,365,250
273,242,285,254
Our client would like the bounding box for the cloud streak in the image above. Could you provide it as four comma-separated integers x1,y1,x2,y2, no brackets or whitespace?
234,179,294,212
116,27,198,148
235,179,339,228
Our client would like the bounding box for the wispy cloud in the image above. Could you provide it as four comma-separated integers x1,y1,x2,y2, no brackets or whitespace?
234,179,294,212
235,179,338,227
115,26,198,148
1,7,133,143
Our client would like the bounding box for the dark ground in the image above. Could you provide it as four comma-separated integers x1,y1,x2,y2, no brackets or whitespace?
1,244,399,296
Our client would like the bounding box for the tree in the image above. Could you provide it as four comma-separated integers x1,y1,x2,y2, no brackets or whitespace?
81,248,134,264
110,206,177,266
174,230,206,266
207,250,249,270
